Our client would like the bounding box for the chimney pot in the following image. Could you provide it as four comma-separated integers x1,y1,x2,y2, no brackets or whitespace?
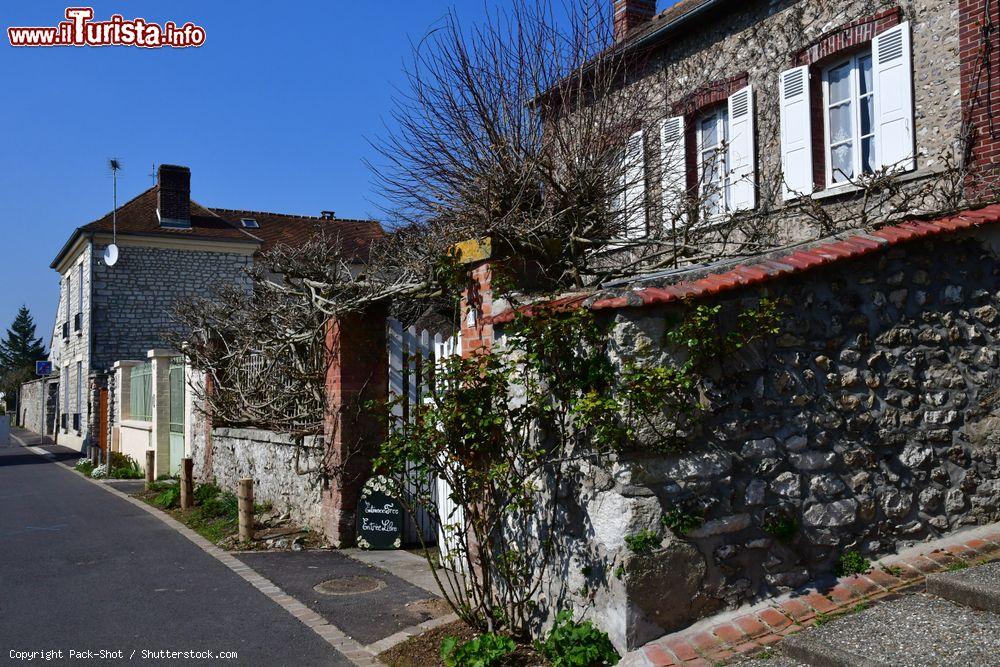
614,0,657,42
157,164,191,228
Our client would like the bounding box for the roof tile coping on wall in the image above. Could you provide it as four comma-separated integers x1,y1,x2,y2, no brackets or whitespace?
488,203,1000,325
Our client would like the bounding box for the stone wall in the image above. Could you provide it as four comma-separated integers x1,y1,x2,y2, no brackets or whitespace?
18,378,58,436
515,230,1000,651
198,428,325,530
89,241,252,371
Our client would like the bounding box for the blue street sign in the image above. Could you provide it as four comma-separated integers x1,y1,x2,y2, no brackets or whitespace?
36,361,52,377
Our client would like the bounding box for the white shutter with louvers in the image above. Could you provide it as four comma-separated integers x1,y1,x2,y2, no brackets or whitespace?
727,85,756,211
660,116,687,230
872,21,914,172
623,129,647,239
779,66,813,200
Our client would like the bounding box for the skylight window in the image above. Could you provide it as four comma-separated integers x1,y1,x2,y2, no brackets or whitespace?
240,218,259,229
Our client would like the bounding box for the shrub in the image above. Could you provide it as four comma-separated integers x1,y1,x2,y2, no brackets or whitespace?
194,482,221,505
153,486,181,509
200,491,238,520
762,515,798,543
661,508,702,536
108,453,143,479
90,464,109,479
835,550,871,577
537,611,620,667
74,459,95,476
624,530,660,555
440,633,515,667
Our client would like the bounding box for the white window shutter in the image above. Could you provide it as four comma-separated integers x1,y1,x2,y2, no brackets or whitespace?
779,67,813,200
660,116,687,229
873,21,914,172
623,129,647,239
727,85,756,211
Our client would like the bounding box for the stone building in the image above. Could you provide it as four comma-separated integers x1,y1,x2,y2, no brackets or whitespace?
44,164,382,452
574,0,1000,248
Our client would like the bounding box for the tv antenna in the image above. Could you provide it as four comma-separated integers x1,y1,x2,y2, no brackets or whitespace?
104,158,121,267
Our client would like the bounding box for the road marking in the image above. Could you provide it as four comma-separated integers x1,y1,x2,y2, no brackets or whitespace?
13,435,384,667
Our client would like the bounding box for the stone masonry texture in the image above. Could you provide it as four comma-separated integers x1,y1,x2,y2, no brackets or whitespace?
520,230,1000,651
89,241,252,371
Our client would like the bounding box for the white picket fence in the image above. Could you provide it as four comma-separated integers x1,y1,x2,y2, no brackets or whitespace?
387,319,462,548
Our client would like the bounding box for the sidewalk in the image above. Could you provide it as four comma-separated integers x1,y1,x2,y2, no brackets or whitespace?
620,523,1000,666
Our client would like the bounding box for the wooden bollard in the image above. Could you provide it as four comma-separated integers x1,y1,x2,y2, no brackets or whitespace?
238,478,254,543
180,458,194,510
91,447,100,465
145,450,155,488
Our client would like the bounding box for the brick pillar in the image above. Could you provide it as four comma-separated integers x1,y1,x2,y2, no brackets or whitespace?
320,305,389,547
454,238,500,358
959,0,1000,197
148,349,175,478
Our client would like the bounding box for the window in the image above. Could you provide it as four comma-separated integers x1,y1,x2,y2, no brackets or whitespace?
697,107,730,217
62,366,69,428
76,361,82,429
824,51,875,186
64,275,71,326
240,218,259,229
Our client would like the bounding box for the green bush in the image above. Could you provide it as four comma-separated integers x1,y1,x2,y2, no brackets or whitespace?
74,459,95,476
763,515,798,543
440,633,516,667
153,486,181,509
661,508,702,536
200,491,238,520
194,482,221,505
108,453,143,479
537,611,620,667
835,550,871,577
624,530,660,555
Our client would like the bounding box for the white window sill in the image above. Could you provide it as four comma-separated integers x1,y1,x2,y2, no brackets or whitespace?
121,419,153,431
790,165,931,203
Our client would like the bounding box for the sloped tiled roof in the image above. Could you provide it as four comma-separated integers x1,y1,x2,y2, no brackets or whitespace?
210,208,383,258
53,186,384,267
490,204,1000,323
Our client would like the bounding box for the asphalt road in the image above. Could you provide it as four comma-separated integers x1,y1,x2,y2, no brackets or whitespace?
0,433,350,666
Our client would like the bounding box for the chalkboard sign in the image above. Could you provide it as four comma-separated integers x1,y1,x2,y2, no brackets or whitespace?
356,476,403,550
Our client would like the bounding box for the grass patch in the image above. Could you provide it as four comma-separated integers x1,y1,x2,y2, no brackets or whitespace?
946,559,970,572
835,550,871,577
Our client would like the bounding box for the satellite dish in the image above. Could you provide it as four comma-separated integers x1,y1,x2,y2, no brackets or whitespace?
104,243,119,267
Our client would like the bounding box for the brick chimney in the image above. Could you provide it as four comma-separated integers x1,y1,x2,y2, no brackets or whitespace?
614,0,657,41
157,164,191,228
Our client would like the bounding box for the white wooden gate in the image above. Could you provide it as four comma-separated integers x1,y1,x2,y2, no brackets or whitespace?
387,319,463,547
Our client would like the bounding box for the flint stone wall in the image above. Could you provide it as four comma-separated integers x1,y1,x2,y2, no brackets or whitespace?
526,230,1000,651
200,427,324,530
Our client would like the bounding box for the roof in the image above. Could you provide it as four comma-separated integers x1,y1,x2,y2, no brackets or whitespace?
51,186,384,268
210,208,383,259
490,204,1000,324
619,0,727,51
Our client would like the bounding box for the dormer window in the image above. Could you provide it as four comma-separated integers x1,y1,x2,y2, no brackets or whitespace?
240,218,259,229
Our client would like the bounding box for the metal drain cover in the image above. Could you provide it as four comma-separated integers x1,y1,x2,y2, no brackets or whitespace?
313,576,386,596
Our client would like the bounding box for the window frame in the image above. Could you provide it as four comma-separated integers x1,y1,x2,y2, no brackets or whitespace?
822,49,875,189
695,105,730,219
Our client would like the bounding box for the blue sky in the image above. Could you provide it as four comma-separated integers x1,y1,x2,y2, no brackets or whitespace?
0,1,662,345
